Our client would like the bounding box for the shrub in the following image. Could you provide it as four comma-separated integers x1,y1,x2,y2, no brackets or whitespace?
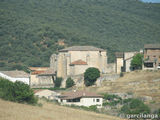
54,77,63,88
0,78,37,105
121,98,150,114
66,77,75,88
84,67,100,86
89,105,98,112
103,93,122,106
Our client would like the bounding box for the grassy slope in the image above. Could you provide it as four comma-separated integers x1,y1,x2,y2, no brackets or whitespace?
0,0,160,70
85,71,160,102
0,99,125,120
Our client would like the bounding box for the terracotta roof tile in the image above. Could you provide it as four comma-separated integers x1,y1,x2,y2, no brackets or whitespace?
70,60,87,65
29,67,49,71
39,69,55,75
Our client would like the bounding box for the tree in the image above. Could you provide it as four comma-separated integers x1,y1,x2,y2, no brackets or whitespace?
84,67,100,86
66,77,75,88
131,53,143,70
0,78,37,104
54,77,63,88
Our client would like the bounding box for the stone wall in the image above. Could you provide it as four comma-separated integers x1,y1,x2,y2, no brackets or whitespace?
61,74,84,88
116,58,123,74
30,75,54,88
124,52,137,72
96,74,120,86
106,63,116,73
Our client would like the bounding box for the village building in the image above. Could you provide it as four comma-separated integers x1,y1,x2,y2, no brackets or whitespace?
0,70,30,84
58,90,103,108
115,52,138,73
34,89,60,100
29,67,55,88
143,44,160,70
50,46,108,78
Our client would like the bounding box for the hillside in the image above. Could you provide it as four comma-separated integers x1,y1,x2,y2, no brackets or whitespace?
85,70,160,103
0,0,160,70
0,99,125,120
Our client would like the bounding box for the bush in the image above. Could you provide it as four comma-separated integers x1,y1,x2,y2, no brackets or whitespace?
103,93,122,106
89,105,98,112
66,77,75,88
0,78,37,105
54,77,63,88
121,98,150,114
84,67,100,86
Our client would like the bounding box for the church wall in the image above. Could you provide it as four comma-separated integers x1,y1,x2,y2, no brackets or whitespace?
73,65,89,76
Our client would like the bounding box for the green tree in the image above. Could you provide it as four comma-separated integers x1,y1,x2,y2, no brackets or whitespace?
66,77,75,88
84,67,100,86
0,78,37,104
13,81,37,104
54,77,63,88
131,53,143,70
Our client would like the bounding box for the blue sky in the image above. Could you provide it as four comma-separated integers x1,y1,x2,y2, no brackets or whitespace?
141,0,160,3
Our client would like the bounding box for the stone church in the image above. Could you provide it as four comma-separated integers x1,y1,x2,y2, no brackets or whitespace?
50,46,108,79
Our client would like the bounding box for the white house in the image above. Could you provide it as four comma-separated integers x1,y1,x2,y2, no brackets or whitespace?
34,89,60,100
0,70,30,85
58,90,103,108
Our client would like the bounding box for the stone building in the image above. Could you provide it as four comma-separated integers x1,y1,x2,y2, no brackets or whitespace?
115,52,137,73
50,46,107,78
143,44,160,70
29,67,55,88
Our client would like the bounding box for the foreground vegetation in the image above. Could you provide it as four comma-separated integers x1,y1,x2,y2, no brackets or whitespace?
0,99,124,120
0,0,160,71
0,77,37,105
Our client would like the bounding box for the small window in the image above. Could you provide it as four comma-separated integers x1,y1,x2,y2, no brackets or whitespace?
61,99,63,102
96,99,100,102
93,99,95,102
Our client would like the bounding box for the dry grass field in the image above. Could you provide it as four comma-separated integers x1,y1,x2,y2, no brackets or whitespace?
85,70,160,102
0,99,125,120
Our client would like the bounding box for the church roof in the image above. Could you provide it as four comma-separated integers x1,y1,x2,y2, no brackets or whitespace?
70,60,87,65
59,46,105,52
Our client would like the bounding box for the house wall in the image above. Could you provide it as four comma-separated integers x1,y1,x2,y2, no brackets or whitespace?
116,58,123,74
0,72,29,85
60,97,103,108
124,52,137,72
30,74,54,88
144,49,160,69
